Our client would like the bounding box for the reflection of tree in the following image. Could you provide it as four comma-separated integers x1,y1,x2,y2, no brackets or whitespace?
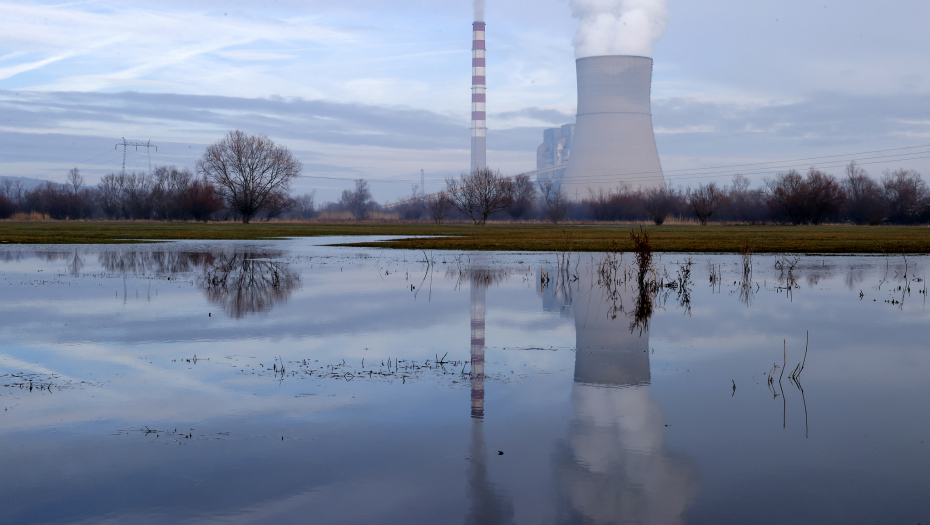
94,249,298,318
30,250,85,276
98,250,216,276
201,253,299,318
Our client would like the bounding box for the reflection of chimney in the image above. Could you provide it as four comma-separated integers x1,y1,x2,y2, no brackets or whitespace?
562,56,665,195
471,21,487,172
470,279,486,419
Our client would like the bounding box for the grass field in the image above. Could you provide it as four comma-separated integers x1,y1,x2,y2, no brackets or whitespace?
1,221,929,253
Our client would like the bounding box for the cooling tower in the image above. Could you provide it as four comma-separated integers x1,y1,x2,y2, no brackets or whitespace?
562,56,665,197
470,21,487,172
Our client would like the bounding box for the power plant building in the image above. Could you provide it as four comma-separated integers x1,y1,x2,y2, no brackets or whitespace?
535,124,574,190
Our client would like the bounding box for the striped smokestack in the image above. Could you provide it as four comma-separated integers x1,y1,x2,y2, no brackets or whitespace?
471,21,487,172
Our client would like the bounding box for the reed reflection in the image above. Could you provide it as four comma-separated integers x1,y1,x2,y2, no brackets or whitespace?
541,257,701,524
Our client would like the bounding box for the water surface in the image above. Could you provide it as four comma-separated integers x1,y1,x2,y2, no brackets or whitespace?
1,238,928,524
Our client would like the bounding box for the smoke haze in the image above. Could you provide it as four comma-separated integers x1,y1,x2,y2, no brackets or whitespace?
474,0,484,21
570,0,668,58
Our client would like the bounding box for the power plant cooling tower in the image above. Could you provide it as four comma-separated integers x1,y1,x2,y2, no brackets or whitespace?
562,56,665,196
470,21,487,172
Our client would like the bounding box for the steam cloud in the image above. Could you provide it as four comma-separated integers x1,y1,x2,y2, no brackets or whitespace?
474,0,484,21
570,0,668,58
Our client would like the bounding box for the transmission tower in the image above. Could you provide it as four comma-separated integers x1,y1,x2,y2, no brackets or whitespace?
115,138,157,176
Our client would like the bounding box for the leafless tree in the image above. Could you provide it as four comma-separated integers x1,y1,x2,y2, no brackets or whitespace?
341,178,374,220
263,190,294,220
196,130,301,224
122,172,155,219
538,178,568,224
804,168,845,225
765,167,845,224
1,179,25,211
882,168,927,224
293,191,317,219
445,167,514,225
395,185,425,220
0,188,13,218
426,194,454,224
764,170,807,224
641,186,674,225
687,182,727,225
67,168,84,195
152,166,194,220
97,173,125,219
843,162,884,225
725,174,768,223
506,173,537,219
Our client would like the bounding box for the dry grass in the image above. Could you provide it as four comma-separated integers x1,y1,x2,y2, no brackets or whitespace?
1,220,929,253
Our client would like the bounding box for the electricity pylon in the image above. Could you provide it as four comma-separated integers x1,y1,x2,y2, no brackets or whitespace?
115,138,157,176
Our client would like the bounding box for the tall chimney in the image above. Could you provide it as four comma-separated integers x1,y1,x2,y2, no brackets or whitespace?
471,21,487,172
562,56,665,196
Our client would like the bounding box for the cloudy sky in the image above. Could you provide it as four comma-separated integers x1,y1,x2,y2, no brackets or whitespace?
2,0,930,202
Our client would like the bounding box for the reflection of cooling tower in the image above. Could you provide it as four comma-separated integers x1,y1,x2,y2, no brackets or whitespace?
562,56,665,197
573,260,649,386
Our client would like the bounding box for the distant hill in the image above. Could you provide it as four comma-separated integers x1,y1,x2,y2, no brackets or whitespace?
0,176,55,191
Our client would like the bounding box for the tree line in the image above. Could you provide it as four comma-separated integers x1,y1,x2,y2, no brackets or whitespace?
2,130,928,226
366,161,928,226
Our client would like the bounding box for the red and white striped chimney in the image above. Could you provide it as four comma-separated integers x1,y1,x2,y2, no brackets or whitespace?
471,21,486,172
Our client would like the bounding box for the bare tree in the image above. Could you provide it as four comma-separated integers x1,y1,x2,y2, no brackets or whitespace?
0,183,14,218
263,190,293,220
152,166,194,220
395,185,425,220
804,168,845,225
641,186,674,225
882,168,927,224
538,178,568,224
426,194,454,224
765,167,844,224
445,167,514,225
764,170,807,224
341,178,374,220
97,173,125,219
506,174,537,219
122,172,155,219
293,191,317,219
843,161,885,225
67,168,84,195
196,130,301,224
725,174,768,223
687,182,727,225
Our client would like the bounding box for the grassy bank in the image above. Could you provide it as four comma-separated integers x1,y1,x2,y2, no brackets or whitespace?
1,221,929,253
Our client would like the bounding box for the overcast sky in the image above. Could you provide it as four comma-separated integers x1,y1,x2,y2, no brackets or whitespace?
2,0,930,202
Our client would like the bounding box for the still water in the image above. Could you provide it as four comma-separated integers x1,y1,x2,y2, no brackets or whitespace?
0,237,928,524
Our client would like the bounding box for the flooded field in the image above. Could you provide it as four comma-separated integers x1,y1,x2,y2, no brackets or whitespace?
1,237,928,524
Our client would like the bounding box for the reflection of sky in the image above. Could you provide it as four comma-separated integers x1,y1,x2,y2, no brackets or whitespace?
1,241,929,523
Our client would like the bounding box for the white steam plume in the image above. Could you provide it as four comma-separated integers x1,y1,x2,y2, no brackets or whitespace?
570,0,668,58
474,0,484,21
